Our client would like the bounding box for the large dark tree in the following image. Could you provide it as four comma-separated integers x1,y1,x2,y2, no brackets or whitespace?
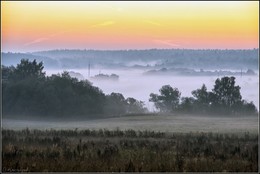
2,65,15,81
179,97,195,113
191,84,210,113
239,100,257,115
105,93,127,115
211,76,242,114
11,59,45,80
2,59,46,116
149,85,181,112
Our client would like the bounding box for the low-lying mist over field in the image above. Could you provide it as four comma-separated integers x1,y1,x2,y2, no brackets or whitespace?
46,68,259,111
3,114,258,134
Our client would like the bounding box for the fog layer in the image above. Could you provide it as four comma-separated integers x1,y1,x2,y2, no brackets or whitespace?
46,68,259,111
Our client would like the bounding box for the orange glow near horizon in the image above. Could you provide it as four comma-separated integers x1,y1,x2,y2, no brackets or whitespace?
1,1,259,52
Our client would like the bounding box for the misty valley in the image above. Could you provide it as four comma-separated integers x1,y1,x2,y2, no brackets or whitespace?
3,49,259,112
2,0,259,172
2,49,259,172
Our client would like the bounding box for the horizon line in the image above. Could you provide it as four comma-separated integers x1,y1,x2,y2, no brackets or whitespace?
2,48,259,54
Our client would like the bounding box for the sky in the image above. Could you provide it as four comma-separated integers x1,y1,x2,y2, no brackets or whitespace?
1,1,259,52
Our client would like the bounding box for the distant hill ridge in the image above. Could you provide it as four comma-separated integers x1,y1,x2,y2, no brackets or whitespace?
2,48,259,70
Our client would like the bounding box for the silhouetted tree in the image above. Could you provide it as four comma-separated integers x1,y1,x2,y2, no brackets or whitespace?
10,59,45,80
126,97,147,114
2,65,15,81
179,97,195,113
105,93,127,115
149,85,181,112
192,84,210,113
239,100,258,115
211,76,242,114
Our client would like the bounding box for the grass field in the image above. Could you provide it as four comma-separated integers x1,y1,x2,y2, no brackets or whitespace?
3,114,258,133
2,128,258,172
2,114,258,172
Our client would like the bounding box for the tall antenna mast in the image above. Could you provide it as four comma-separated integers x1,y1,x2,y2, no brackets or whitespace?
88,62,90,77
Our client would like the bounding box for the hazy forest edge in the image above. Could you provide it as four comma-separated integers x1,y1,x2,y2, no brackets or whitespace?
2,59,258,120
2,49,258,70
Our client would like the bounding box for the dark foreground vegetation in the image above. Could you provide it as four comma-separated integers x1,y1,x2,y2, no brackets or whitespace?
2,129,258,172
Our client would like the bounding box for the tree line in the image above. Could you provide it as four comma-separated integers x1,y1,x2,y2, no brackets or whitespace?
2,59,257,119
150,78,257,115
2,59,146,119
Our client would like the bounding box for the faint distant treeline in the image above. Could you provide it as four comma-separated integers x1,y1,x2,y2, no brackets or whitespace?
144,67,256,76
2,59,147,119
2,59,257,119
2,48,258,70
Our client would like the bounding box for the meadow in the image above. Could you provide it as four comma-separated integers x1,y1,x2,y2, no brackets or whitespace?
3,114,258,133
2,128,258,172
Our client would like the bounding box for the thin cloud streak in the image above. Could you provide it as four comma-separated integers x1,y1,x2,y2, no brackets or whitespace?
153,39,180,47
23,31,68,47
24,38,49,46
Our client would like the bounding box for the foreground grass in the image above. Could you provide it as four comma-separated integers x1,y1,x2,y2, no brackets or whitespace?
2,129,258,172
